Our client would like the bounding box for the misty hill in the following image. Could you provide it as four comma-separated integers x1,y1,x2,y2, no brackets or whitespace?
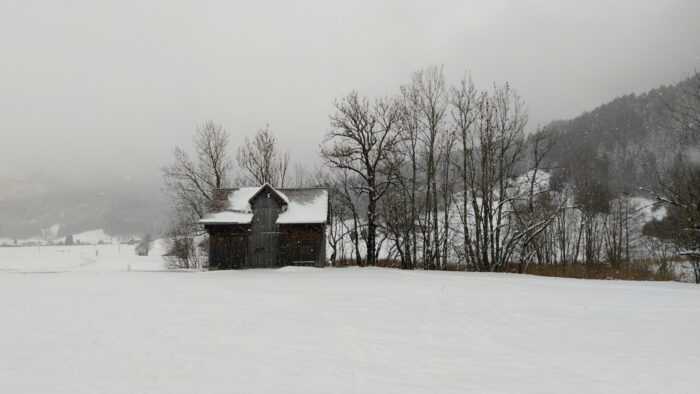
0,174,168,240
543,76,688,194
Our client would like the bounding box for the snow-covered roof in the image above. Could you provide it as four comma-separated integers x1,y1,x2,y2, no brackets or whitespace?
276,190,328,224
199,185,328,225
199,210,254,224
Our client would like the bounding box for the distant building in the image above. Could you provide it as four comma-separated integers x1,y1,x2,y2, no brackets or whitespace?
200,183,329,269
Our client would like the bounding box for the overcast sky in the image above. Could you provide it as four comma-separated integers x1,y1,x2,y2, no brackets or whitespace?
1,0,699,185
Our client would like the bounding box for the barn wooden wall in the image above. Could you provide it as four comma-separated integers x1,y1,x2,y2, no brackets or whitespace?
207,224,327,269
207,225,248,269
279,225,326,267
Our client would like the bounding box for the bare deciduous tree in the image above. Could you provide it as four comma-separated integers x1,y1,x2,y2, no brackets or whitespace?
404,66,449,269
381,87,425,269
162,217,205,269
451,75,481,268
161,120,232,269
321,92,402,267
457,83,529,272
237,124,290,187
161,120,233,222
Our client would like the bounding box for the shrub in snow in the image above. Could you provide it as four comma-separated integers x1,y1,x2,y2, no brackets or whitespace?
162,220,206,269
135,234,152,256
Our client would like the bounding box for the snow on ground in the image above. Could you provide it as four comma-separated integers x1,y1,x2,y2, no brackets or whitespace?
1,228,133,246
0,250,699,393
0,243,166,272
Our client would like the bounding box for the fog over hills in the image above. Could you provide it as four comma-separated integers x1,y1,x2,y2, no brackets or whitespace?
0,172,167,240
0,73,695,241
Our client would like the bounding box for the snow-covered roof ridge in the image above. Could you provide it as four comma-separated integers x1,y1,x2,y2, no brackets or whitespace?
247,183,290,205
199,185,329,225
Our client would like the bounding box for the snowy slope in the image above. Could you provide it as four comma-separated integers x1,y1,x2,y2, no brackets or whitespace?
59,229,115,244
0,258,698,393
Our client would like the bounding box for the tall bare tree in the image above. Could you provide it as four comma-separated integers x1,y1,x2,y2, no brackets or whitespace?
451,75,481,268
438,127,458,268
404,66,449,269
456,83,529,271
320,167,365,266
237,124,290,187
161,120,233,222
386,86,425,269
321,92,401,267
161,120,232,269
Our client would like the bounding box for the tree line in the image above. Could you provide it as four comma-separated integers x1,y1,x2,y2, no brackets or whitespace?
320,66,557,272
160,66,700,282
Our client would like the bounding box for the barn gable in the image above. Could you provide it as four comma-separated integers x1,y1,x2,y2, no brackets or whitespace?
248,183,290,209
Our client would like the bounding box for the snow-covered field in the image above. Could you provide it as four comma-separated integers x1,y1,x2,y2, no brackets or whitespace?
0,229,125,247
1,246,699,393
0,242,166,273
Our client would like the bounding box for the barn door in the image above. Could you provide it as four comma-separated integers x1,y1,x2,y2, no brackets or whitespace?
252,234,278,267
212,234,230,269
229,235,246,268
250,193,280,267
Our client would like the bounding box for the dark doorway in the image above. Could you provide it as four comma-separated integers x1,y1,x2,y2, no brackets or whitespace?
229,235,246,268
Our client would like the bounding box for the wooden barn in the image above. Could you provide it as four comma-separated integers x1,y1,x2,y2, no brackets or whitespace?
200,183,329,269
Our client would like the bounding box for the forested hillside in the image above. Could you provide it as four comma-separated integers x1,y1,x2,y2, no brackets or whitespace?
544,77,690,195
539,73,699,281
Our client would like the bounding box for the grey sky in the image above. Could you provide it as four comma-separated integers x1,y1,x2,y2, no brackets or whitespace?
1,0,699,185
